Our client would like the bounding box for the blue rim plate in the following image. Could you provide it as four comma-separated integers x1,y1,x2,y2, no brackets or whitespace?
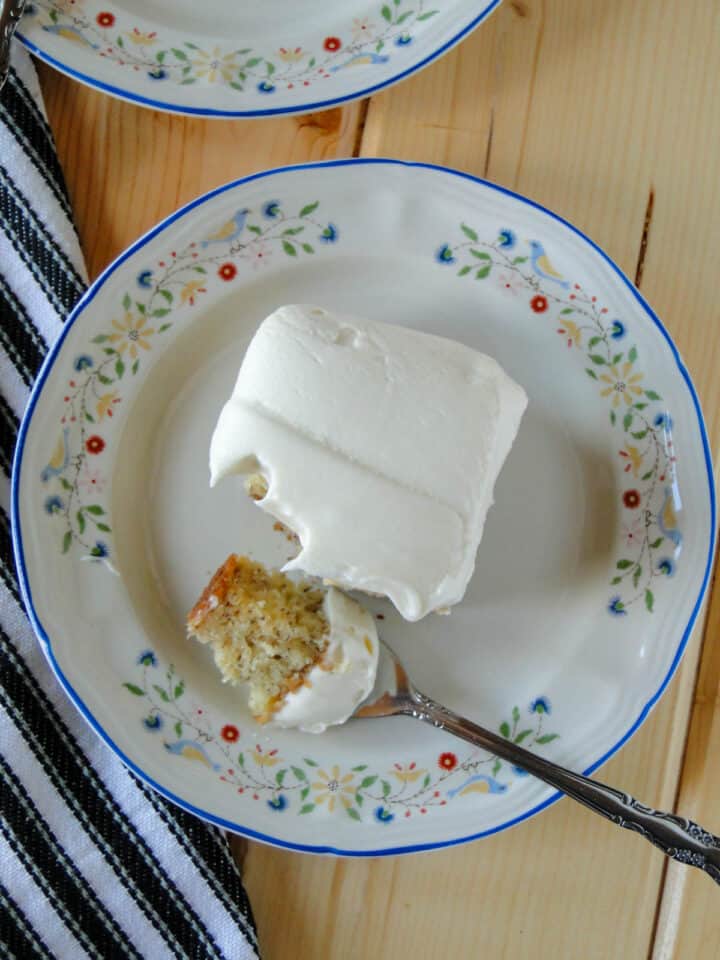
13,159,716,855
18,0,501,118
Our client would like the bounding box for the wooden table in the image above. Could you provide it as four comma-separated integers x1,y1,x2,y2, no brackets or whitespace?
38,0,720,955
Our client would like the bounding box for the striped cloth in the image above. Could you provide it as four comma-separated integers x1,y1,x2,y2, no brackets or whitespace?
1,46,260,960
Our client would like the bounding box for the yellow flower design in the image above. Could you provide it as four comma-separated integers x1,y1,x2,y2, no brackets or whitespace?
191,47,240,84
600,361,644,408
252,745,280,767
312,765,355,812
391,762,426,784
127,28,157,46
277,46,305,63
180,280,206,306
620,444,644,477
96,391,119,420
560,319,582,348
108,313,155,359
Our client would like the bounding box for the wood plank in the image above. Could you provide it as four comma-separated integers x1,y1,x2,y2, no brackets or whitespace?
37,65,363,279
243,0,720,956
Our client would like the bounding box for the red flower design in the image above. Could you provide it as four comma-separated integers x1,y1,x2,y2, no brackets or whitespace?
530,294,548,313
85,435,105,455
221,724,240,742
96,11,115,27
623,489,641,509
438,751,458,771
323,36,342,52
218,262,237,282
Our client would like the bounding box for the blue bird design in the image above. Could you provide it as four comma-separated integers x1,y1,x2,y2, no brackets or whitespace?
529,240,569,288
656,485,682,548
164,739,221,771
330,53,390,72
200,208,249,248
446,775,508,798
41,428,70,483
42,24,99,48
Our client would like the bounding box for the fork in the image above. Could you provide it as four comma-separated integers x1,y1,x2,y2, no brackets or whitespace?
355,640,720,884
0,0,26,93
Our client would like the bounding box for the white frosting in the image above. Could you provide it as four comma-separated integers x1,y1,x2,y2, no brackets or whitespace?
210,305,527,620
271,588,378,734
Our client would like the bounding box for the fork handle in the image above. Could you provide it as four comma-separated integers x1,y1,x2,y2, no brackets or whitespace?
0,0,25,92
410,690,720,884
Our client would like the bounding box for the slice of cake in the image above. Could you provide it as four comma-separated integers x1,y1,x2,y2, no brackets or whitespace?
209,305,527,621
187,554,378,733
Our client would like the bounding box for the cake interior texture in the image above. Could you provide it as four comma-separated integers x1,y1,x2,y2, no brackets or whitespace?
187,554,329,718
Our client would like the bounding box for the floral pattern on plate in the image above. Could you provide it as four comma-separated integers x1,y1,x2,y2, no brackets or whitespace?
436,224,682,615
26,0,438,94
125,651,560,823
40,198,337,559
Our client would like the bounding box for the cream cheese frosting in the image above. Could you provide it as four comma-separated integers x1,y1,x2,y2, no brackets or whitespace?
210,305,527,620
272,588,378,734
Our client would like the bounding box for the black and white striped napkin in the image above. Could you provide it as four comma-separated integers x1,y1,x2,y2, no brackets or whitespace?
1,46,260,960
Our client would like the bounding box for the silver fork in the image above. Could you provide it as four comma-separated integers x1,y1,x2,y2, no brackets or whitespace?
0,0,26,93
355,639,720,884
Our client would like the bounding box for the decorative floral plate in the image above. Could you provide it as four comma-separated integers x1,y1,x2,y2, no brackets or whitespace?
13,160,715,856
17,0,500,117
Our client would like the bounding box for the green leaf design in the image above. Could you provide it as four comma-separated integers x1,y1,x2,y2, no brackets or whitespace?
492,759,501,776
346,807,361,821
610,409,616,426
152,684,170,702
641,470,653,481
645,589,655,612
123,683,145,696
461,224,479,242
396,10,413,23
633,565,642,589
305,758,319,767
173,682,184,699
514,729,533,744
616,559,633,569
512,256,528,264
417,9,438,19
382,779,391,798
97,373,113,385
247,224,262,235
499,721,510,738
589,354,607,365
299,201,320,218
174,721,182,737
360,775,378,789
62,530,72,554
77,511,85,534
536,734,559,745
470,249,491,260
115,358,125,379
631,430,648,440
628,345,638,364
351,764,367,772
300,786,310,801
512,706,520,723
159,289,173,303
172,48,188,60
588,336,602,348
561,308,575,315
85,412,94,423
612,352,624,365
611,576,622,585
457,265,471,277
645,390,662,401
381,4,392,22
122,293,131,310
283,226,305,236
586,368,598,380
282,241,297,257
238,753,245,767
355,792,364,806
96,523,111,532
276,770,287,786
60,478,72,491
132,359,140,376
299,804,315,815
158,323,172,333
623,412,633,431
650,537,664,549
475,265,491,279
92,334,109,343
86,505,104,515
152,308,170,318
301,243,315,254
291,766,306,781
422,773,431,788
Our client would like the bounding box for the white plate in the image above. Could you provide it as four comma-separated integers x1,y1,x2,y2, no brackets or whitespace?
13,160,715,856
18,0,500,118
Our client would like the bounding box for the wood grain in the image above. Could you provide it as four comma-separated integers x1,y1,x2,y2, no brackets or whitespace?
37,66,363,278
37,0,720,955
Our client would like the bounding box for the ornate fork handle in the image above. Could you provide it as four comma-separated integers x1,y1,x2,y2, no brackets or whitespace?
0,0,26,93
408,690,720,884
